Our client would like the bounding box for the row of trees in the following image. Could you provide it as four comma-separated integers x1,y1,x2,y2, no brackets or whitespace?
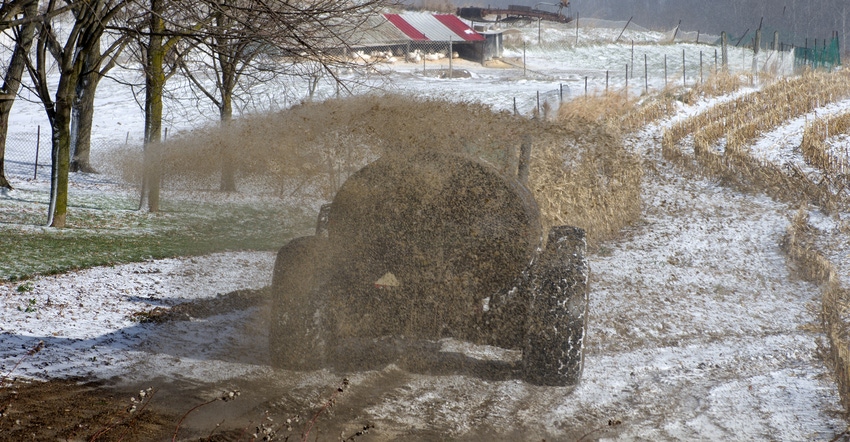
0,0,392,227
567,0,848,48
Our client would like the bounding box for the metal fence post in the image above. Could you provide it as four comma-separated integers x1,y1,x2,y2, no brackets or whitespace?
523,42,527,77
449,37,453,78
33,125,40,180
575,11,579,45
536,91,540,115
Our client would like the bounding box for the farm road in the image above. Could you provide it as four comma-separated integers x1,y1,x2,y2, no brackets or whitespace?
110,140,847,441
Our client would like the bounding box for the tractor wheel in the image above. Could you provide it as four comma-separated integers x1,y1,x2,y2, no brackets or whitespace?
522,226,589,387
269,236,333,370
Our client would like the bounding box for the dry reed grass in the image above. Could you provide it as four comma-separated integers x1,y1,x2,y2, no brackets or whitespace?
662,69,850,211
555,90,678,134
557,87,685,134
670,70,850,153
681,71,746,104
802,112,850,178
782,209,850,415
621,93,679,132
113,94,643,245
529,126,642,246
534,92,646,244
556,92,637,127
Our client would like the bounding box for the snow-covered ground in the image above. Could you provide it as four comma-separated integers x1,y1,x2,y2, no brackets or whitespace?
1,21,849,440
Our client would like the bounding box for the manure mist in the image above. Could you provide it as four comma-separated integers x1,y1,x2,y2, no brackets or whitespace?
109,94,642,246
6,53,848,441
105,94,642,390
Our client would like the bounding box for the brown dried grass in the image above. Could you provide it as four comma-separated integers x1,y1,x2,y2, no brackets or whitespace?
556,90,678,134
117,94,642,245
802,112,850,176
556,92,636,126
682,71,746,104
662,69,850,210
782,209,850,415
541,93,645,244
529,125,642,245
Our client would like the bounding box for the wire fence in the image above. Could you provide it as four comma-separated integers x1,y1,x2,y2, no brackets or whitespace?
0,18,838,191
3,128,137,184
795,35,842,70
4,129,59,181
398,17,806,120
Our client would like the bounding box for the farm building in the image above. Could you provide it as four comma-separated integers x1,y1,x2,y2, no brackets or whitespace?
348,12,502,64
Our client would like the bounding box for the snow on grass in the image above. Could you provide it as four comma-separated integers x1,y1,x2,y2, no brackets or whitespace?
0,252,275,381
344,132,846,439
750,97,850,176
1,22,849,440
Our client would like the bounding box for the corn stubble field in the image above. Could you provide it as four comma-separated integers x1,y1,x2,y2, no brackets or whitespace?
4,63,850,440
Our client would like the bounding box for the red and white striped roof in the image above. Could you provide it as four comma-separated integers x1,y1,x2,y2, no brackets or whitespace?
383,12,485,42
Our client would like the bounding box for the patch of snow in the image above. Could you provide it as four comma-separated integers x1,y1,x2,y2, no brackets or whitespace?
1,21,848,440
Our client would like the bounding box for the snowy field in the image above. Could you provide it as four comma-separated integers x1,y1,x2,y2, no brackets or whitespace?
1,21,849,440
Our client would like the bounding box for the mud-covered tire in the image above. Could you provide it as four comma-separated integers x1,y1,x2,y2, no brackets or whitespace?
269,236,333,370
522,226,589,387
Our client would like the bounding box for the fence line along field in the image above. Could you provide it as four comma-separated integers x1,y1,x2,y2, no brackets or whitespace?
2,18,850,441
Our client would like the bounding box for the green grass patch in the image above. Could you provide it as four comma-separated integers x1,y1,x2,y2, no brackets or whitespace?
0,188,313,281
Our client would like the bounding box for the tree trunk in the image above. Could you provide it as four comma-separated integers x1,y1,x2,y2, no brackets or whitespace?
217,5,237,193
143,0,165,213
70,48,102,173
219,87,236,192
49,77,75,228
0,109,12,190
0,0,38,190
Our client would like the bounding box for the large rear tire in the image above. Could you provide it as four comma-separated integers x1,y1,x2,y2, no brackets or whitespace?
269,236,333,370
522,226,589,387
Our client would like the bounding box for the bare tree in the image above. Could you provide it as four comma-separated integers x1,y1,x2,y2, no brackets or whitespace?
136,0,166,212
176,0,394,192
135,0,192,212
26,0,129,227
0,0,39,190
176,0,271,191
69,29,130,173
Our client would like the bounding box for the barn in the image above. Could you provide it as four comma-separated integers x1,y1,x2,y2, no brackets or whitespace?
349,12,502,64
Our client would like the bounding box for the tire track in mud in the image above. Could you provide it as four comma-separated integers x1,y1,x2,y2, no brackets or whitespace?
572,144,845,440
112,141,847,441
268,148,848,441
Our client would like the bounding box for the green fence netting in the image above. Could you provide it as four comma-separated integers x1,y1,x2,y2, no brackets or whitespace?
795,37,841,69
